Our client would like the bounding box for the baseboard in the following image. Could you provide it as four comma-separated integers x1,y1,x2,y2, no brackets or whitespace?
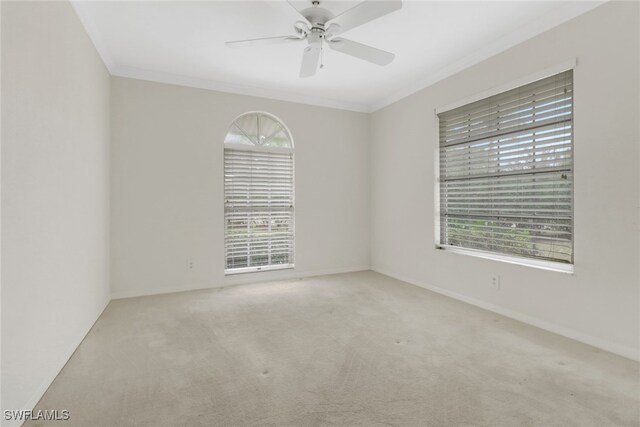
4,298,111,427
371,266,639,362
110,265,371,300
12,264,633,427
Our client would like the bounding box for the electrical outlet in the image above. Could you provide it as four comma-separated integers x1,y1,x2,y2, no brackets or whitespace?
187,260,195,272
490,275,500,291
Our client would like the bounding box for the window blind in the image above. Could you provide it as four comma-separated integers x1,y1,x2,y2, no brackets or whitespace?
438,70,573,264
224,148,294,272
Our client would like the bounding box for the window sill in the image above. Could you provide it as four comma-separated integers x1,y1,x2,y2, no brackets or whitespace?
225,264,294,276
436,245,574,274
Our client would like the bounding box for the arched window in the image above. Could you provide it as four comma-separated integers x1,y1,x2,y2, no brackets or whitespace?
224,112,294,274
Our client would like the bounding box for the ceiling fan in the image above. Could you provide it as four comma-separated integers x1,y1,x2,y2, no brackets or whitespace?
226,0,402,77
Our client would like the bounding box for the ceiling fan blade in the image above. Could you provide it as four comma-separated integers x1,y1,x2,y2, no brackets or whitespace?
326,0,401,35
287,0,312,25
300,45,321,78
324,23,341,38
329,38,395,66
226,35,303,48
265,1,311,26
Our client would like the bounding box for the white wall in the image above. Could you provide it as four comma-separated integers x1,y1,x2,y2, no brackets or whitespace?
370,1,640,360
1,1,111,420
1,4,637,423
110,77,370,298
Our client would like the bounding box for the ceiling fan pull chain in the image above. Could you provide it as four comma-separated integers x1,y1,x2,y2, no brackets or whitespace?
320,37,324,69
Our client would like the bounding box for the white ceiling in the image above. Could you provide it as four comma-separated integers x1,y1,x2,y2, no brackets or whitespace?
72,1,603,112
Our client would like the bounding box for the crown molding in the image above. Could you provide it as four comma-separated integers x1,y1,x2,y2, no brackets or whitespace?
70,1,116,72
72,0,606,115
111,65,371,113
368,1,606,113
71,1,369,113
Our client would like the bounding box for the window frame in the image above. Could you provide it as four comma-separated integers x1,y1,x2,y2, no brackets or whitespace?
434,62,576,273
223,111,295,275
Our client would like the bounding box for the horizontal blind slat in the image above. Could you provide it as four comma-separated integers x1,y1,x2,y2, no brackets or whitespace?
224,147,295,271
440,89,573,131
439,70,573,264
439,73,572,121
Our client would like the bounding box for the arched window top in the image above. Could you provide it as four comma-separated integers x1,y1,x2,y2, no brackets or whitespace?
224,112,293,150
